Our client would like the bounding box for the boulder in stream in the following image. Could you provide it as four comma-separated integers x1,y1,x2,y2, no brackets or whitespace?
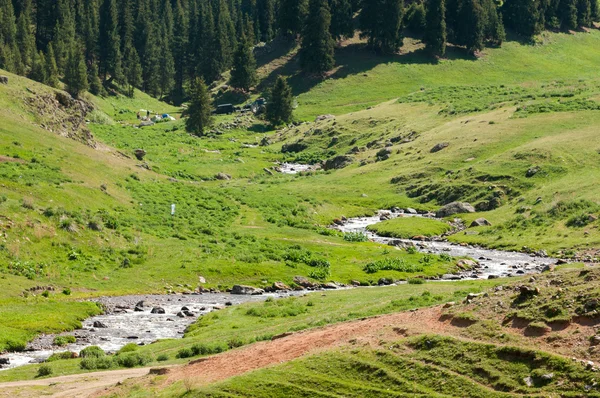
151,307,166,314
93,321,108,328
293,276,318,289
272,282,291,291
231,285,265,295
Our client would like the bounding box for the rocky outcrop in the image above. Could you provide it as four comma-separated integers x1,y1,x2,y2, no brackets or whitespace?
293,276,318,289
134,149,147,161
470,218,491,227
324,155,353,170
430,142,449,153
231,285,264,295
436,202,476,218
376,148,392,161
272,282,290,291
215,172,232,180
93,321,108,328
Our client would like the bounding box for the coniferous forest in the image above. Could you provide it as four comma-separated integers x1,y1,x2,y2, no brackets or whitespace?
0,0,598,103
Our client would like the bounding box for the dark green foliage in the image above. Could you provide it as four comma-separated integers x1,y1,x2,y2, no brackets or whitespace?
279,0,308,37
29,51,47,83
266,76,294,125
424,0,447,56
88,62,103,96
360,0,405,54
185,78,213,136
406,2,427,34
299,0,335,74
329,0,354,40
123,45,142,97
98,0,122,82
44,43,60,88
36,364,53,377
53,335,76,346
64,46,89,98
502,0,544,38
363,257,424,274
560,0,579,30
229,35,257,91
79,345,105,358
457,0,485,54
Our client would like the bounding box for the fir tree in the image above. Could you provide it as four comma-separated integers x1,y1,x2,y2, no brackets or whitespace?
577,0,592,26
30,50,47,83
185,78,213,136
360,0,405,54
329,0,354,41
88,62,103,95
64,46,89,98
424,0,447,56
256,0,275,41
99,0,122,82
482,0,505,45
560,0,579,29
52,0,77,71
123,44,142,97
502,0,543,38
229,35,257,91
300,0,335,74
172,0,189,104
158,26,175,99
592,0,599,20
16,8,35,70
45,43,60,88
457,0,484,54
266,76,294,125
279,0,308,37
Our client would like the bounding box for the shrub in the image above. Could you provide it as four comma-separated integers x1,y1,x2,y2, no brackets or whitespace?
157,354,169,362
47,351,76,362
80,356,115,370
80,346,105,358
176,348,194,359
191,343,226,356
37,364,53,377
22,198,35,209
53,335,76,346
227,337,244,349
116,352,152,368
363,258,424,274
62,288,71,295
117,343,139,354
408,278,425,284
343,232,369,242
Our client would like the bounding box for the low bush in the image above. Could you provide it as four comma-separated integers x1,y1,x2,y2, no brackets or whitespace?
157,354,169,362
53,335,76,346
47,351,77,362
116,352,152,368
117,343,139,354
80,356,115,370
79,346,105,358
36,364,53,377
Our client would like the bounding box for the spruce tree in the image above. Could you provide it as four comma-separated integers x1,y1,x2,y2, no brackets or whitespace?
185,78,213,136
124,44,142,97
45,43,60,88
30,50,47,83
502,0,543,38
266,76,294,125
16,9,35,71
329,0,354,41
98,0,122,82
424,0,447,56
457,0,484,54
560,0,579,29
360,0,405,54
230,35,258,91
577,0,592,26
158,28,175,99
88,62,103,95
482,0,505,46
256,0,275,41
172,0,189,104
279,0,308,37
64,46,89,98
52,0,76,71
592,0,599,20
300,0,335,74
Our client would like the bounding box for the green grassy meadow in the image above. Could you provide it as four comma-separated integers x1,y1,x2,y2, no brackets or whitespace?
1,30,600,382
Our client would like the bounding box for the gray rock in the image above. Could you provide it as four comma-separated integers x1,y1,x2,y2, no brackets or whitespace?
406,208,418,215
293,276,318,288
93,321,108,328
215,172,232,180
488,275,499,279
231,285,265,295
470,218,491,227
526,166,541,178
134,149,146,161
378,278,393,286
272,282,290,291
442,274,462,280
324,155,353,170
430,142,449,153
376,148,392,161
151,307,166,314
0,358,10,366
436,202,476,218
523,376,533,387
322,282,338,289
0,75,8,84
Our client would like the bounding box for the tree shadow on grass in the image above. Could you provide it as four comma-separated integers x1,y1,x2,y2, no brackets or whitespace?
258,40,478,101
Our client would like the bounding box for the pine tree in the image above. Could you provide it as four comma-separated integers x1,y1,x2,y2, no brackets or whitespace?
64,45,89,98
30,50,47,83
266,76,294,125
577,0,592,26
45,43,60,88
279,0,308,37
300,0,335,74
230,35,258,90
559,0,579,29
123,44,142,97
88,62,103,95
98,0,122,82
329,0,354,41
592,0,599,20
172,0,189,104
424,0,447,56
457,0,484,54
16,7,35,70
256,0,275,41
185,78,213,136
360,0,405,54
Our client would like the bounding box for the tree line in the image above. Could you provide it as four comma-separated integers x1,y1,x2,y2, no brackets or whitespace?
0,0,598,102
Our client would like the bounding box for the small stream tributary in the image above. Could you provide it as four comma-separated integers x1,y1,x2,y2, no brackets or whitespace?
0,209,556,371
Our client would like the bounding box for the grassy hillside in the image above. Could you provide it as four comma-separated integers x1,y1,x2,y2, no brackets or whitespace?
1,29,600,365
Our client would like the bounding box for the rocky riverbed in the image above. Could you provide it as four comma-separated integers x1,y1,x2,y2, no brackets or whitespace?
334,209,557,280
0,291,305,371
